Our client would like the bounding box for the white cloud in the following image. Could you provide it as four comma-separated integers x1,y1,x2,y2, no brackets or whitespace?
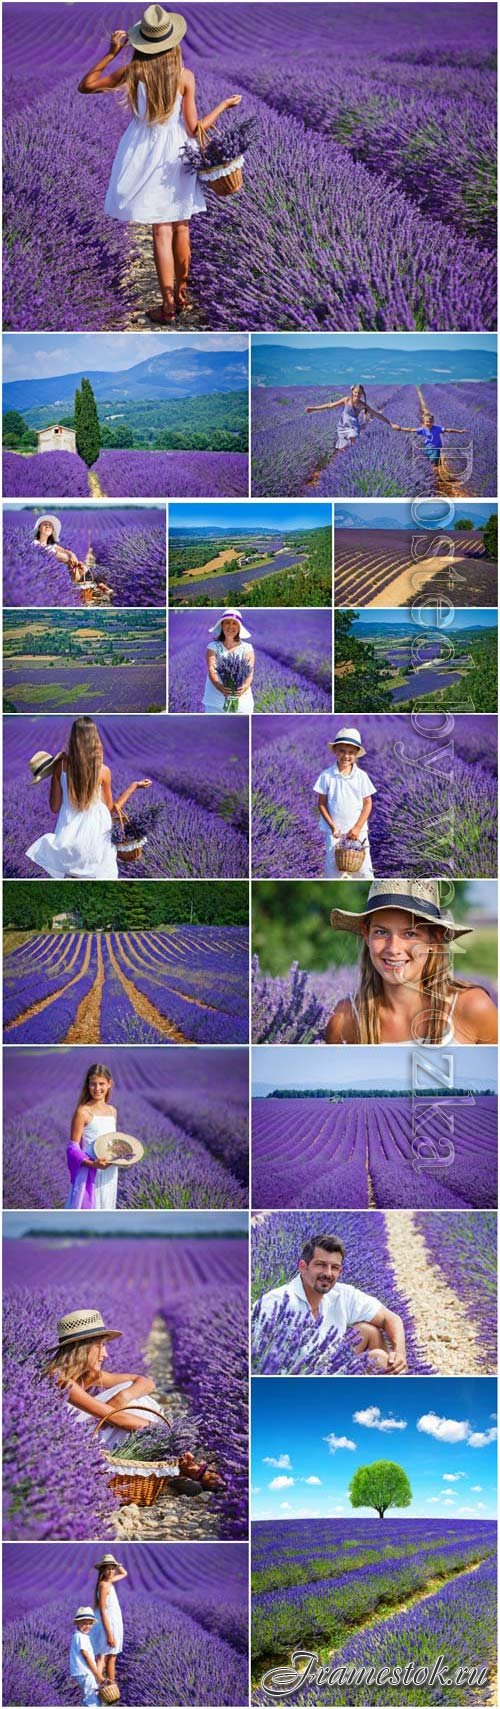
443,1473,464,1482
303,1477,322,1486
468,1428,497,1448
269,1476,294,1490
263,1454,292,1469
353,1406,406,1433
417,1413,470,1444
324,1433,356,1454
470,1486,483,1493
280,1503,292,1511
458,1506,480,1515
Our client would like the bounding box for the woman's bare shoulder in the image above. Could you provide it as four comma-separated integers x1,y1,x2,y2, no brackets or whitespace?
182,66,195,89
325,997,355,1043
455,984,498,1040
101,763,111,781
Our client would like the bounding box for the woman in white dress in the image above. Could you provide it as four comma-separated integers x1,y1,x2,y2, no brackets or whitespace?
203,609,255,714
67,1064,119,1212
92,1557,127,1694
32,517,113,601
305,384,399,453
26,716,152,880
78,5,243,322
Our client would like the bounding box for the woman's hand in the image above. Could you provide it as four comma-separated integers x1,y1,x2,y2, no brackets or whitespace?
136,778,152,789
110,29,128,53
223,94,242,109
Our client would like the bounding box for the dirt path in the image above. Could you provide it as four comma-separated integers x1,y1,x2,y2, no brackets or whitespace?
121,226,209,331
111,1315,221,1542
88,470,104,498
384,1210,485,1375
417,386,468,499
106,936,189,1043
4,935,92,1034
65,934,104,1044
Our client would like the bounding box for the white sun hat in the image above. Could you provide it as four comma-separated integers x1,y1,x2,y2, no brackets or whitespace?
33,514,62,542
208,609,251,640
328,726,366,756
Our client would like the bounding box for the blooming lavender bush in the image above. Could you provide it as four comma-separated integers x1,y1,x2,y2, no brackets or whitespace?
3,451,89,496
94,450,249,499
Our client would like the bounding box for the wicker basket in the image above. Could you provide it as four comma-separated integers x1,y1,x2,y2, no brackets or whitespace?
196,125,244,196
100,1685,121,1705
94,1405,179,1509
112,804,147,865
335,842,366,874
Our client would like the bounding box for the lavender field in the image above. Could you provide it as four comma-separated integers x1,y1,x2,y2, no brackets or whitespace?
3,1542,248,1707
333,527,498,609
3,449,248,501
3,507,167,607
4,610,166,714
251,383,497,499
3,1233,248,1541
4,925,249,1044
251,1094,498,1212
251,714,498,878
4,4,496,332
4,1046,249,1209
3,716,249,879
251,1517,497,1705
251,1210,497,1375
169,610,332,713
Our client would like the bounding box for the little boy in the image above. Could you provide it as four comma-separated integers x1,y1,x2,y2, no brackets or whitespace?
70,1607,104,1707
313,727,376,879
393,411,463,467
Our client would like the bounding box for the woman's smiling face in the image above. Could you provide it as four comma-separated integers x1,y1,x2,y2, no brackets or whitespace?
221,619,240,644
361,909,434,984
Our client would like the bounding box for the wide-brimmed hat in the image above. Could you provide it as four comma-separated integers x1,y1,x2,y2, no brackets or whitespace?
74,1608,97,1625
93,1554,123,1571
29,749,64,784
128,4,187,53
331,878,473,938
33,513,61,542
46,1308,123,1357
328,727,366,756
94,1131,145,1169
208,609,251,640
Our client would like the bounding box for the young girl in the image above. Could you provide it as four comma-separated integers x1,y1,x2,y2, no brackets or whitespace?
203,609,255,713
67,1065,118,1212
78,6,242,322
305,384,398,453
43,1309,166,1452
33,517,113,601
92,1557,127,1694
313,728,376,878
325,879,498,1045
26,716,151,880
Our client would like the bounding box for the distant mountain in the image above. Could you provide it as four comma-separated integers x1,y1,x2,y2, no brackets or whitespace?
253,344,496,388
4,350,248,415
170,526,283,540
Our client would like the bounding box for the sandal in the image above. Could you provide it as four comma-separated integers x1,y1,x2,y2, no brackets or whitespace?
147,293,176,324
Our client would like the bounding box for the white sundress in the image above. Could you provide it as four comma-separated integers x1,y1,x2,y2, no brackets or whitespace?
26,768,118,880
336,401,365,450
92,1583,124,1658
202,640,254,714
68,1377,168,1480
84,1112,118,1212
105,84,207,223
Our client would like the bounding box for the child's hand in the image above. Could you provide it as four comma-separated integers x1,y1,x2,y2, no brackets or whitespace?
224,94,242,109
110,29,128,53
347,824,361,841
137,778,152,789
391,422,402,430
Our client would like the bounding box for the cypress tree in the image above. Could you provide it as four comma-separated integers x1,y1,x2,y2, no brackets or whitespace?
74,377,101,468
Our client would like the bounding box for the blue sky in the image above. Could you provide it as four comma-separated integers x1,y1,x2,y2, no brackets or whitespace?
252,1044,497,1096
169,501,330,532
4,1211,247,1239
335,502,495,530
253,335,497,353
351,609,497,633
3,333,248,382
252,1378,497,1522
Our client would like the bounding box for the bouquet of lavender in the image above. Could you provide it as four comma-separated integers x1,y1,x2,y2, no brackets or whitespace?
110,1415,196,1464
214,651,250,713
181,115,257,176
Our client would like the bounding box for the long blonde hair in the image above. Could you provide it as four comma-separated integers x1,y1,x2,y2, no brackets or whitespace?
43,1336,104,1390
126,46,183,123
354,924,464,1044
66,718,103,810
95,1566,114,1609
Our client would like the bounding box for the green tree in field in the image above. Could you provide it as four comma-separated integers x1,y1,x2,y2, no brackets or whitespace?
334,610,394,712
75,377,101,468
3,409,38,451
483,513,497,561
349,1460,412,1519
454,517,474,531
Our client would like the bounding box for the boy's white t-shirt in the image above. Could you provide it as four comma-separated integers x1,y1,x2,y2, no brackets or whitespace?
313,759,376,836
70,1630,96,1679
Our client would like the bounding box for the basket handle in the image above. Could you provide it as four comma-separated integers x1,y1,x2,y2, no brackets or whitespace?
92,1401,169,1441
111,803,129,836
195,119,217,155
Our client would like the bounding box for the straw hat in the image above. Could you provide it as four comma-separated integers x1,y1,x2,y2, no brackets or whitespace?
208,609,251,641
33,514,61,542
128,5,187,53
46,1308,122,1356
331,878,473,938
94,1131,144,1168
93,1554,123,1571
328,726,366,756
29,750,64,784
74,1608,97,1625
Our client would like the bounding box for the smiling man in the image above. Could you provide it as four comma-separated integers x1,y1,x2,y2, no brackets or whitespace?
252,1233,407,1374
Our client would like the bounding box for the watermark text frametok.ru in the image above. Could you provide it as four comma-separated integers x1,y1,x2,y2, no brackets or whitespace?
260,1651,490,1697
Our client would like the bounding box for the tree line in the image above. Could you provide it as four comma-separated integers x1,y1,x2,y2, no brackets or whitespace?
4,881,249,931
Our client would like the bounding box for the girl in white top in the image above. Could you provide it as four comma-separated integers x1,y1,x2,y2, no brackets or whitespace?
203,609,255,713
32,517,113,601
92,1559,127,1694
325,879,498,1046
26,716,151,880
79,6,242,323
68,1064,119,1212
43,1313,167,1483
314,729,375,878
305,383,399,452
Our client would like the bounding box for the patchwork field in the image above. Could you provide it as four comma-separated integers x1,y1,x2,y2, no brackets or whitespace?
3,610,166,713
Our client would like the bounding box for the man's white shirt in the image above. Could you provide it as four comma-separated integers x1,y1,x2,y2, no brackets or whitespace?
253,1271,382,1348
